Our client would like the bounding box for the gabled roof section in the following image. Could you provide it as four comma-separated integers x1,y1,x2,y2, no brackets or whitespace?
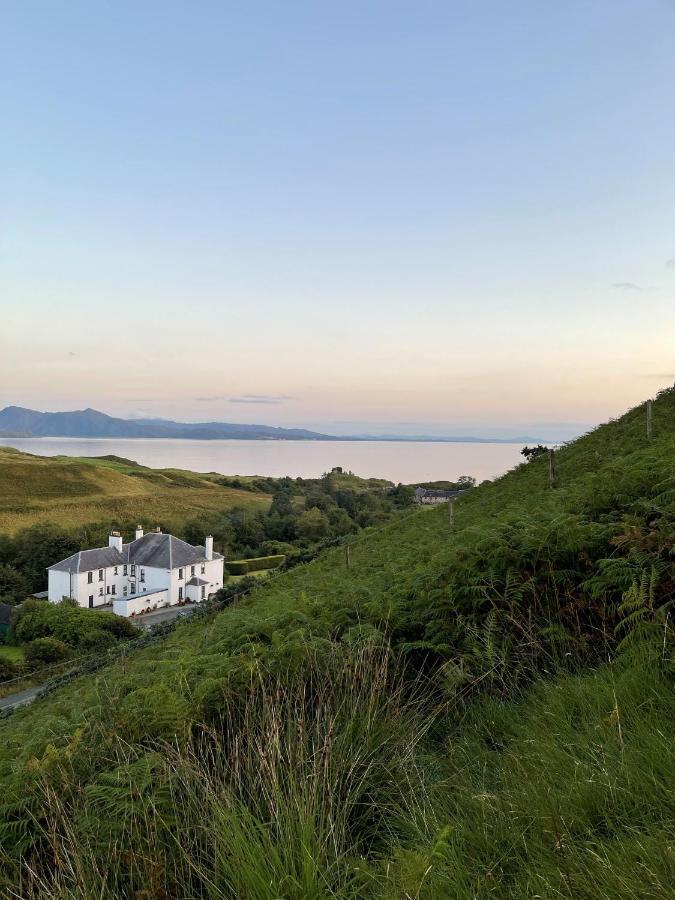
48,532,223,573
48,547,124,574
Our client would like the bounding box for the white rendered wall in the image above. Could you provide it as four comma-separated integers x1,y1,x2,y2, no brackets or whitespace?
48,570,72,603
113,590,169,617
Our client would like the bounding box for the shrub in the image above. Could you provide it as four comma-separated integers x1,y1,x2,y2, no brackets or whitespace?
225,554,285,575
0,657,20,683
24,637,71,668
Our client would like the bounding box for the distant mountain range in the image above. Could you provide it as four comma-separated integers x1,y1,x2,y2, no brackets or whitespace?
0,406,547,443
0,407,330,441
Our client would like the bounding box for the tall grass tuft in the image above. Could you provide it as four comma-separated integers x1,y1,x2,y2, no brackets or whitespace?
11,642,437,899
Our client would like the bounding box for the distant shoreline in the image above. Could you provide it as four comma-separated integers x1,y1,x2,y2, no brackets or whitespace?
0,434,547,446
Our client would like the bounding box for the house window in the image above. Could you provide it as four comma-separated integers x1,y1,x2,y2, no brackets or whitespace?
140,570,145,583
124,586,128,596
87,572,93,584
191,565,195,577
178,587,183,600
178,568,184,580
201,585,205,599
201,564,205,574
113,566,118,575
98,569,103,581
130,565,136,576
99,587,103,597
123,564,128,575
106,586,111,595
112,585,116,595
142,587,146,592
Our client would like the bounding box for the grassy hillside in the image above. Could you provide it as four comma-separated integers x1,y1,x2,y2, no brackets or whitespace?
0,388,673,897
0,448,270,534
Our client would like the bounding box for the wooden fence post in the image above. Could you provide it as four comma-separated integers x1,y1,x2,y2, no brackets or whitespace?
646,399,653,441
548,448,556,489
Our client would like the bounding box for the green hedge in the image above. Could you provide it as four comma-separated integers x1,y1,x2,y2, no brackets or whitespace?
225,554,285,575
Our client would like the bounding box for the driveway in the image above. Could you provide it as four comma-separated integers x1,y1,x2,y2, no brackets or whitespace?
133,604,199,628
0,685,43,712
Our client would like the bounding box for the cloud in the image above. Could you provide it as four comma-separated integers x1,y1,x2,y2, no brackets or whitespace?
666,259,675,270
196,393,294,404
229,394,294,405
642,372,675,380
611,282,644,291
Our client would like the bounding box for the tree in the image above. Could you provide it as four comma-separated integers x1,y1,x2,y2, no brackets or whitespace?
0,564,30,605
456,475,477,488
389,484,416,508
296,507,331,543
521,445,549,461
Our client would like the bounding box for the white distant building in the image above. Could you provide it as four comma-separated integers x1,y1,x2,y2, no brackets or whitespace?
47,526,224,617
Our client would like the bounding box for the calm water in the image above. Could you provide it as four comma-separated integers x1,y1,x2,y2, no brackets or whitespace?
0,437,524,484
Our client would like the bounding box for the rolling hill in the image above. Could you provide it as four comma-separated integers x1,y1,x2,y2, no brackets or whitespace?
0,387,673,897
0,447,271,535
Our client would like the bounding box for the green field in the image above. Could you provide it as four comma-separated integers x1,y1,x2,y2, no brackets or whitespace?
0,645,24,664
0,388,673,897
0,447,271,535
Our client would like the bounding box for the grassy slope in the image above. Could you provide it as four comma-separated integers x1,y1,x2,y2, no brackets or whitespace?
0,447,270,534
0,391,673,896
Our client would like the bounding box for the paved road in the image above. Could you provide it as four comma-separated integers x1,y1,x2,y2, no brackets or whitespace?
0,685,43,712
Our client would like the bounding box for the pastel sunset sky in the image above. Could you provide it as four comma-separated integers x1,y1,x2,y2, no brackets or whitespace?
2,1,674,439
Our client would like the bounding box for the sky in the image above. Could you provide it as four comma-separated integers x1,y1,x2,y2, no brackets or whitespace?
1,0,674,440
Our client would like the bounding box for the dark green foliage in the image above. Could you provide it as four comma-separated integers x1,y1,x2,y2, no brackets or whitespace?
12,599,138,654
0,564,30,605
23,637,71,667
521,443,550,460
0,657,20,683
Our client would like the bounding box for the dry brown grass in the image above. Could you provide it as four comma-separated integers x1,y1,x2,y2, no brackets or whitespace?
0,448,271,534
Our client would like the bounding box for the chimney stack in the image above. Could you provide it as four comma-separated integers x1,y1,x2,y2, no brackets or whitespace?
135,525,144,541
205,535,213,561
109,531,123,553
153,526,161,533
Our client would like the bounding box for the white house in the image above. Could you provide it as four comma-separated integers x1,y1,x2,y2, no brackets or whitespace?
47,527,225,617
414,487,468,505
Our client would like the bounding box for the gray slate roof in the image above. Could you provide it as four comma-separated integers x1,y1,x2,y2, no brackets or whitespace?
49,532,223,574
